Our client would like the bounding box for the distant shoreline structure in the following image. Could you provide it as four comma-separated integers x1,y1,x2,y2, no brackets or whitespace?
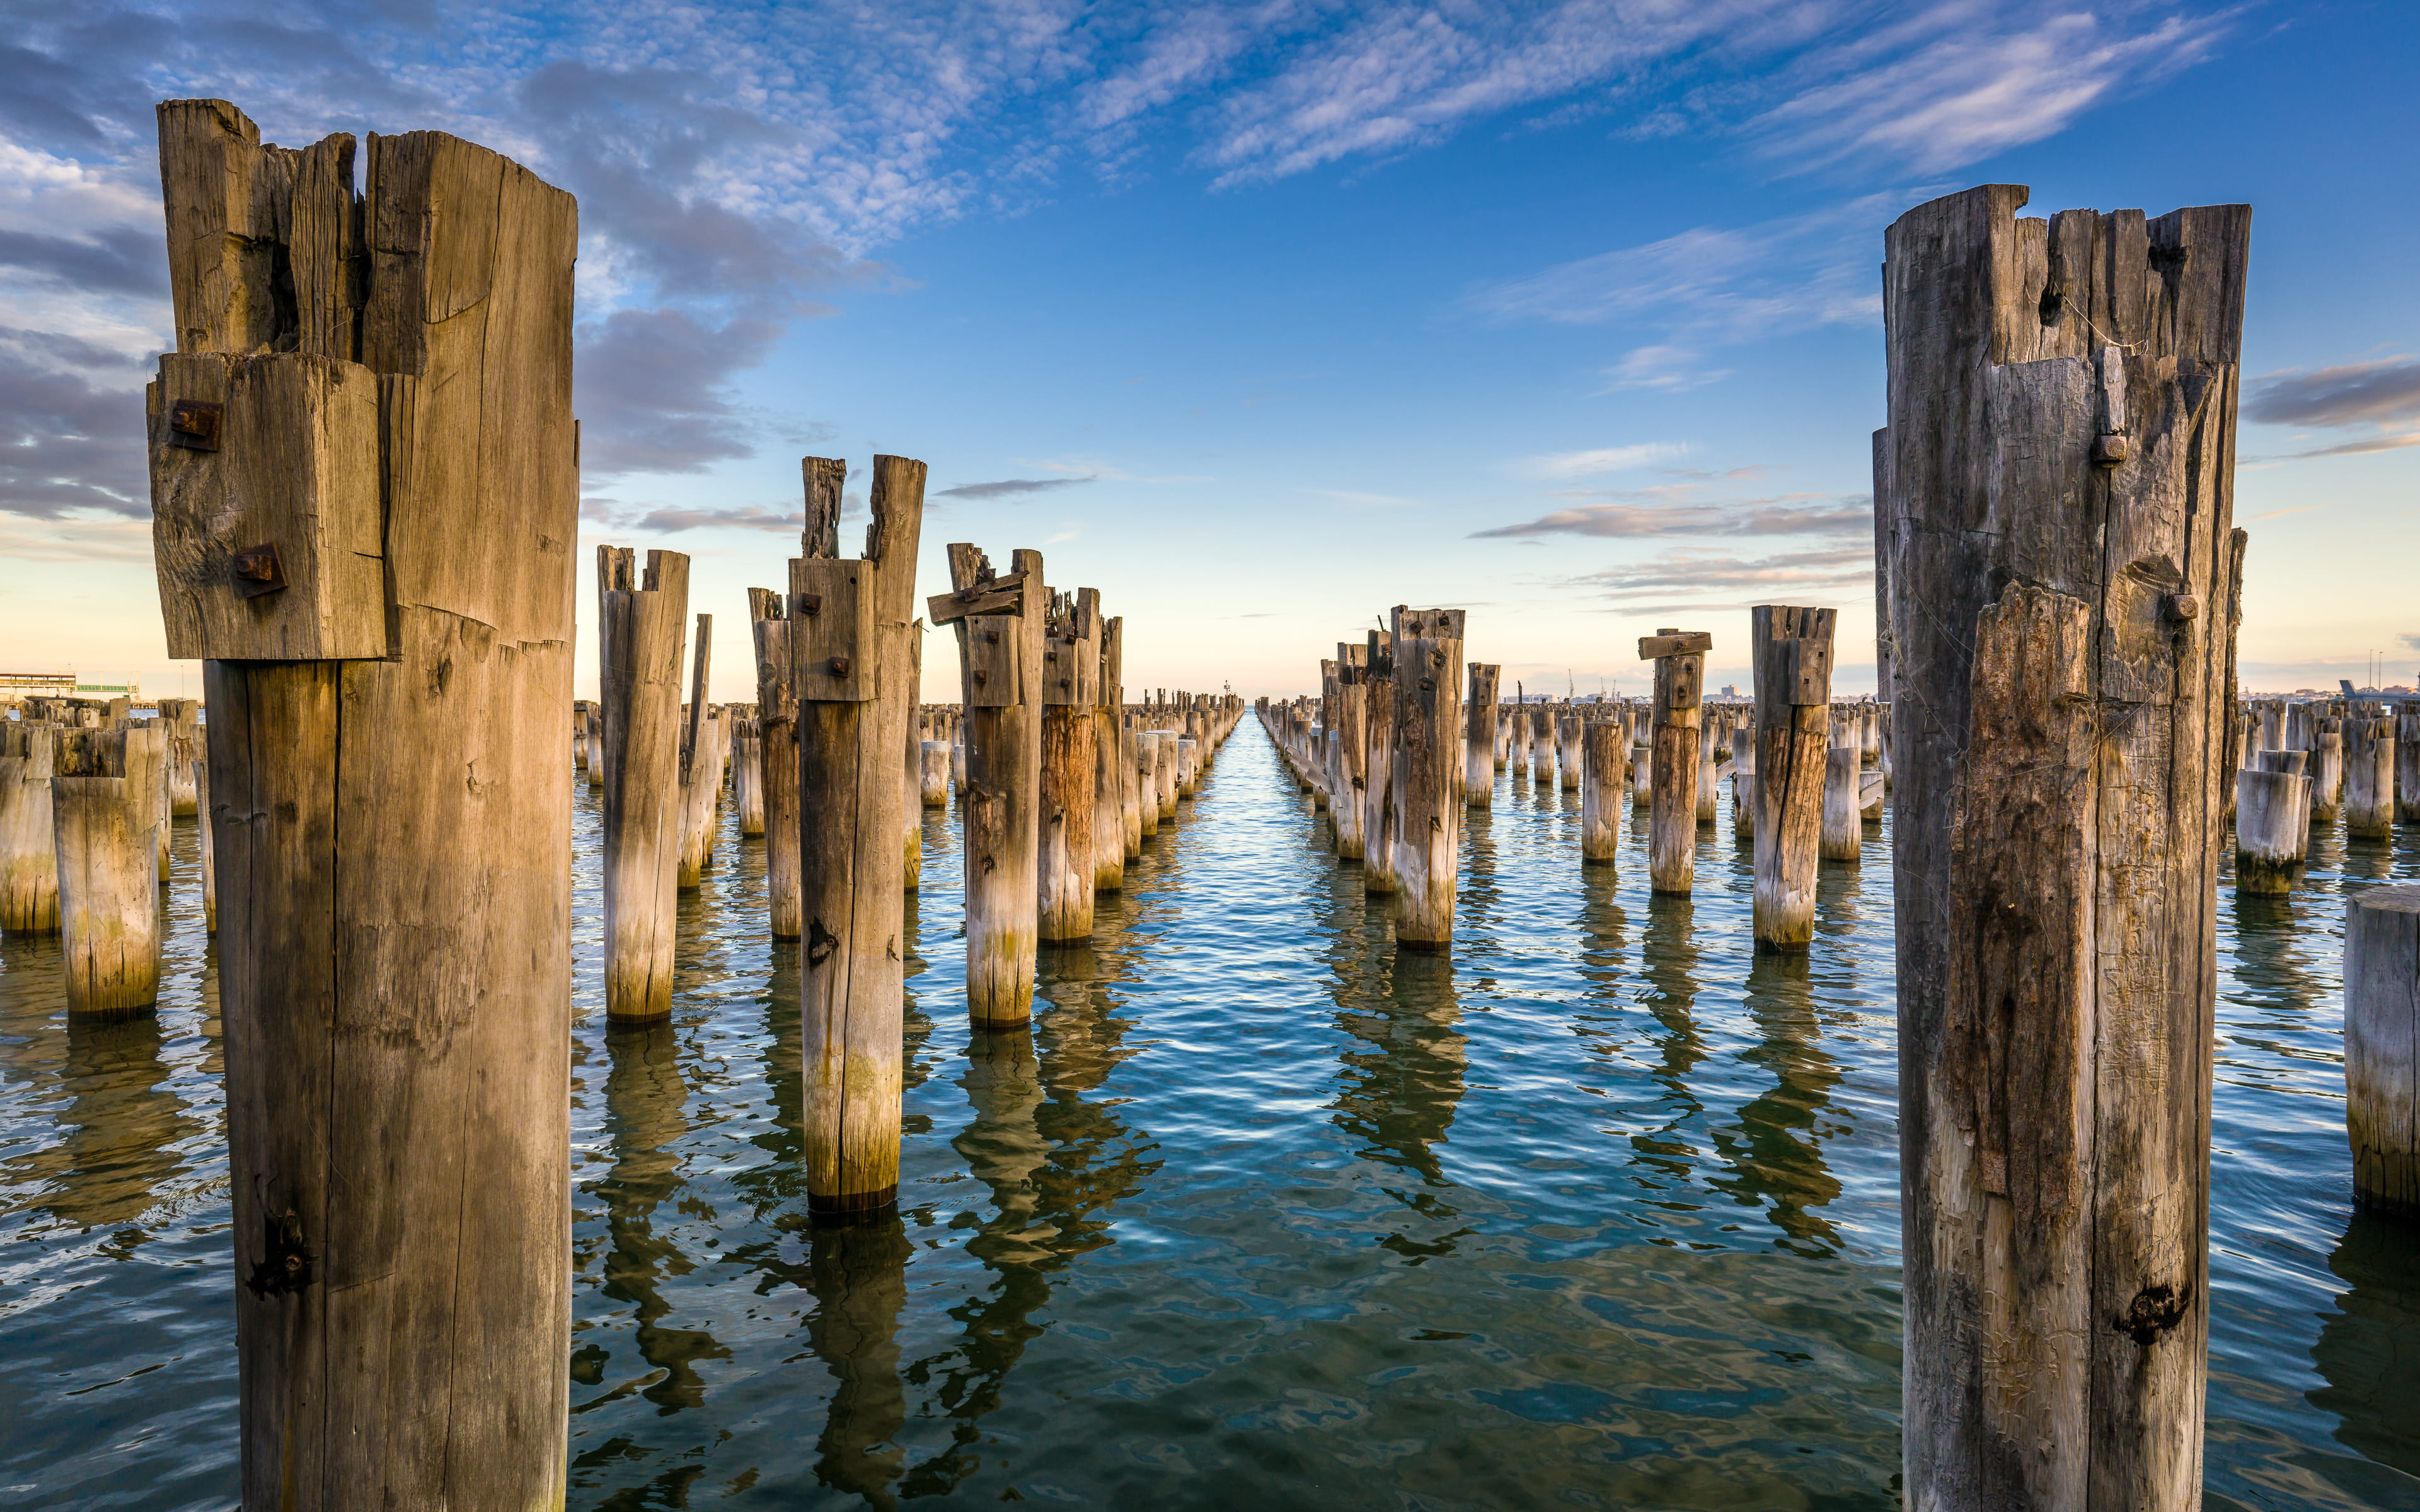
0,672,142,698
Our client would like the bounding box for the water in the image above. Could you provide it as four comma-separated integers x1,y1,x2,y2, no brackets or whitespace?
3,725,2417,1509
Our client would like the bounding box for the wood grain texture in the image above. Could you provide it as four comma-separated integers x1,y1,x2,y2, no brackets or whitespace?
2346,885,2420,1215
601,549,689,1019
1332,646,1368,859
1883,185,2247,1512
948,544,1042,1024
1390,608,1463,951
751,589,802,939
1466,664,1499,808
0,726,59,933
1647,645,1705,895
1038,592,1097,939
52,762,161,1017
1752,606,1834,950
1363,631,1399,896
1581,720,1623,865
1095,617,1127,890
794,455,925,1209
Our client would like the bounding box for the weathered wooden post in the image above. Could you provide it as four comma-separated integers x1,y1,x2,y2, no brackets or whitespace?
2235,751,2310,893
932,543,1042,1025
195,759,216,933
2346,884,2419,1215
1466,663,1500,808
1559,708,1583,792
0,724,59,933
1134,727,1161,840
790,454,927,1211
1328,644,1368,861
2311,726,2345,823
1093,617,1127,891
2343,716,2394,839
1361,629,1399,895
1751,606,1835,951
749,586,802,939
2398,708,2420,823
676,616,717,890
1581,718,1623,866
1640,630,1708,894
601,546,689,1019
734,718,766,836
1507,684,1529,778
901,626,924,893
150,98,575,1504
52,729,163,1016
919,737,950,806
1879,185,2249,1511
1037,588,1100,943
157,697,202,815
1390,607,1464,953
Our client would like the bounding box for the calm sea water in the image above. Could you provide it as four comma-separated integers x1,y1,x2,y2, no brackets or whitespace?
3,723,2417,1510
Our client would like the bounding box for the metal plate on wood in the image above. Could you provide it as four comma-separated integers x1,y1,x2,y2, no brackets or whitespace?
1042,637,1081,706
231,542,286,599
166,399,222,451
964,615,1020,707
1779,636,1832,706
788,557,874,702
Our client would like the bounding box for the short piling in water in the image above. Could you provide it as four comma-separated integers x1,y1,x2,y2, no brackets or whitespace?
156,697,202,816
1093,618,1127,890
1879,184,2249,1512
2311,727,2345,823
677,615,718,891
51,730,163,1017
601,547,691,1020
1330,645,1368,860
1819,744,1862,864
1751,605,1835,951
1390,607,1464,953
2345,884,2420,1217
0,724,59,934
194,759,215,933
921,738,950,807
1640,630,1709,895
934,541,1043,1026
901,631,925,895
1363,629,1399,896
1466,664,1500,808
1038,588,1100,944
749,587,804,939
2343,716,2394,839
792,454,928,1211
1581,718,1623,866
2398,708,2420,823
150,98,578,1504
734,719,766,836
2235,750,2310,893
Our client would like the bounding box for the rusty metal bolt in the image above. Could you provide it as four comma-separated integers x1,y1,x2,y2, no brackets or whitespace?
2164,593,2201,622
2092,432,2130,466
827,655,850,676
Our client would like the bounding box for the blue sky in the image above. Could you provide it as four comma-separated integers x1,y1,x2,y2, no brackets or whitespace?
3,0,2415,702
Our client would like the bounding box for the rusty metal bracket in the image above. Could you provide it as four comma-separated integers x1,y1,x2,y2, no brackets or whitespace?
232,542,287,599
166,398,222,451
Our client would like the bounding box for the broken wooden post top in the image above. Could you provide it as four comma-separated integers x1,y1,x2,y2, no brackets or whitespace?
151,98,577,660
1751,606,1837,723
787,455,926,704
1639,631,1714,660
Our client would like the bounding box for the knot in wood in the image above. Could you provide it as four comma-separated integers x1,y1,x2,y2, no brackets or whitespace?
2114,1281,2192,1346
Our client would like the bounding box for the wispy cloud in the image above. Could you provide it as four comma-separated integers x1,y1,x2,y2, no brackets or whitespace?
2242,355,2420,461
1507,443,1691,480
1570,544,1873,596
633,505,804,533
1477,493,1869,539
936,476,1098,501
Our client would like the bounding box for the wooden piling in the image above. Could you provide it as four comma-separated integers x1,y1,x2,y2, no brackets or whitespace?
792,454,927,1210
1390,607,1464,952
2343,716,2394,839
920,740,950,806
1331,644,1368,859
151,100,577,1505
734,719,766,836
677,617,719,891
2398,709,2420,823
2345,884,2420,1216
195,759,216,933
1093,617,1127,890
1819,745,1862,864
1362,629,1399,896
2235,752,2310,893
749,587,803,940
1641,630,1708,895
1038,589,1099,944
1466,663,1500,808
1581,719,1623,866
1751,606,1835,951
0,724,59,933
1879,185,2249,1512
934,542,1042,1025
52,730,163,1017
601,547,691,1017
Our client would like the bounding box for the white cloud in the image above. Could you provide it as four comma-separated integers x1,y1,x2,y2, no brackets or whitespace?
1507,444,1691,480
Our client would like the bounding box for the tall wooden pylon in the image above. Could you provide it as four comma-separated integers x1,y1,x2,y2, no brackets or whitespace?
149,99,576,1505
1880,185,2250,1512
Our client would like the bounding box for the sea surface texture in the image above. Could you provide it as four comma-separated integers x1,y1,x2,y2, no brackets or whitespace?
3,723,2417,1510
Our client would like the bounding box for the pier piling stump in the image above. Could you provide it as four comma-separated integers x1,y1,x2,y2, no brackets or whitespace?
602,547,690,1019
150,98,578,1506
792,454,928,1210
1879,184,2249,1512
2236,752,2311,893
749,587,803,939
1390,607,1464,952
0,724,59,933
1093,618,1127,890
1641,629,1709,895
2346,884,2420,1216
1752,606,1835,949
2344,716,2394,839
1362,630,1399,896
1466,664,1499,808
1038,588,1099,943
934,541,1042,1025
1581,719,1623,865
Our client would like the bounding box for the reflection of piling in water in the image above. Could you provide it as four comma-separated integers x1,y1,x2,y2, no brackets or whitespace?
34,1016,197,1246
1714,954,1845,1256
2309,1210,2420,1483
599,1022,729,1413
1333,953,1468,1193
806,1216,912,1510
1631,892,1710,1185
